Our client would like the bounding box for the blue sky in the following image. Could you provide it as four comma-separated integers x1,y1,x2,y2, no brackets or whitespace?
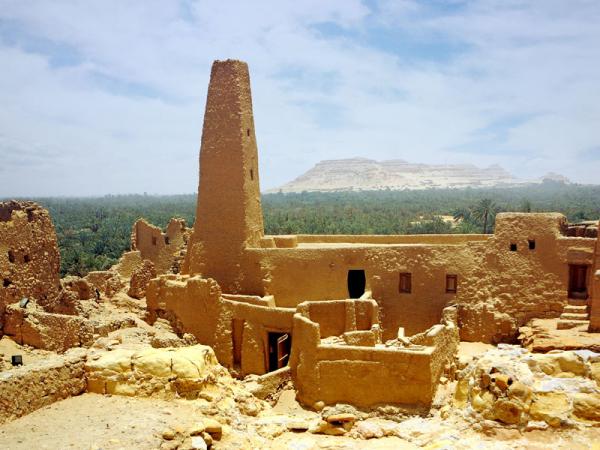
0,0,599,196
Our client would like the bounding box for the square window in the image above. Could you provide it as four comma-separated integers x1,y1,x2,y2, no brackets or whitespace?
446,275,457,293
399,273,412,294
510,243,517,251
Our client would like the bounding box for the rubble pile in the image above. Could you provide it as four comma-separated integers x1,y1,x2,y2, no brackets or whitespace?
454,345,600,428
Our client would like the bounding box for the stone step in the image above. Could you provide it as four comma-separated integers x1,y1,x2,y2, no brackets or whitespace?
557,319,590,330
560,312,590,321
564,305,588,313
567,299,589,307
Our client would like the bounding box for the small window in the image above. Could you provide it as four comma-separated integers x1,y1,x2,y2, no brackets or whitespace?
152,236,158,246
528,239,536,250
399,273,412,293
247,128,251,136
8,250,15,263
164,236,170,245
510,243,517,251
3,278,12,288
24,254,31,263
250,169,254,181
446,275,458,293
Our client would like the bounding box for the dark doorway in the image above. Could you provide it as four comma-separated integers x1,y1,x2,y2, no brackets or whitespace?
232,319,244,367
347,269,366,298
268,332,291,372
569,265,588,299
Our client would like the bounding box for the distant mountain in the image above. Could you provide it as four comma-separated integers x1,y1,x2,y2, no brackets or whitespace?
269,158,572,193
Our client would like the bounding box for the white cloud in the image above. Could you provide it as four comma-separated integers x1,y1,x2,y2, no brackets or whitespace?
0,0,598,196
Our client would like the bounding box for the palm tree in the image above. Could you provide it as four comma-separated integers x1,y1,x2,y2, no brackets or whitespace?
452,207,472,223
472,198,497,234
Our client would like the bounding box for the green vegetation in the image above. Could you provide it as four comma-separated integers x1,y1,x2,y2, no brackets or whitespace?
6,181,598,277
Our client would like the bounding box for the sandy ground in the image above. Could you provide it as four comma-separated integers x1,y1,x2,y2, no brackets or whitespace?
1,392,599,450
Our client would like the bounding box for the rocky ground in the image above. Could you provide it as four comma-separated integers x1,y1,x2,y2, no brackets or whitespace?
1,335,600,449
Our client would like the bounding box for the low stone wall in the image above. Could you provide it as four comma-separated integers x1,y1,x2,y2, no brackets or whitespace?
0,349,87,424
4,303,94,352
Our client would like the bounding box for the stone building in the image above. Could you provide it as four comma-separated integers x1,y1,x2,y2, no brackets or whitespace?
146,59,599,409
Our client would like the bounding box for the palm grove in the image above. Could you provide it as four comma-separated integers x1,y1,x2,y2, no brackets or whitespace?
10,181,599,277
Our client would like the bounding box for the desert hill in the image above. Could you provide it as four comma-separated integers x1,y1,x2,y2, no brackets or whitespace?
271,158,569,193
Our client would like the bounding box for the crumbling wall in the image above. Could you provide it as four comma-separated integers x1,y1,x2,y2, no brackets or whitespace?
128,259,156,299
85,270,124,298
458,213,595,342
0,201,61,327
3,302,94,352
588,231,600,332
131,218,187,274
146,275,223,349
289,303,458,409
146,274,294,376
218,298,295,376
0,348,86,424
113,250,143,279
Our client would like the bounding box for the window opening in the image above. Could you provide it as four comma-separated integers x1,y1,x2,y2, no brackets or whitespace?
399,272,412,293
446,275,458,293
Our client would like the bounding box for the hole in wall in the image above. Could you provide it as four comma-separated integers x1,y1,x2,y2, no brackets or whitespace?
528,239,536,250
510,243,517,251
247,128,250,136
232,319,244,367
250,169,254,181
164,236,170,245
152,236,157,246
3,279,12,288
569,264,588,299
8,250,15,263
24,254,30,263
348,269,366,298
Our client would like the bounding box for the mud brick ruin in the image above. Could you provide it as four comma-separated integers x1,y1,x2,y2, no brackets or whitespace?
1,60,599,441
142,60,599,407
